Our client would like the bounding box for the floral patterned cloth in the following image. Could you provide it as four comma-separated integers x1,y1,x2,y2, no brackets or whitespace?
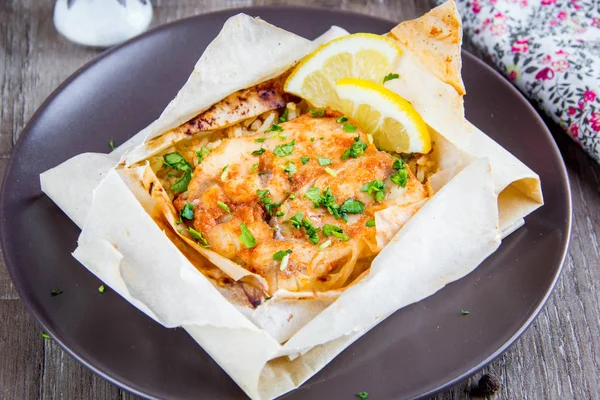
453,0,600,163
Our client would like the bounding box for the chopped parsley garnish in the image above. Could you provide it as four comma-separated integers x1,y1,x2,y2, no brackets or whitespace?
341,136,368,160
301,157,310,165
383,72,400,83
98,285,105,293
108,140,116,151
195,147,210,163
163,152,192,171
461,309,470,315
251,163,259,172
217,201,230,214
279,135,287,141
221,164,229,180
163,152,193,193
273,249,292,261
252,148,266,156
320,137,324,140
320,188,341,217
41,332,51,340
318,157,332,166
289,193,296,200
266,124,284,133
287,212,319,244
355,392,369,399
180,203,195,219
255,138,266,143
304,187,322,207
302,217,320,244
51,289,63,297
343,123,357,133
336,116,348,123
390,157,408,188
324,167,337,176
304,187,362,221
283,162,296,175
171,172,192,193
257,189,281,216
189,227,210,248
340,198,365,215
273,140,296,157
279,108,289,123
275,211,285,217
289,212,304,229
310,137,315,142
310,108,325,117
322,224,350,241
393,157,405,170
239,224,256,248
366,219,376,227
306,187,339,217
361,180,385,202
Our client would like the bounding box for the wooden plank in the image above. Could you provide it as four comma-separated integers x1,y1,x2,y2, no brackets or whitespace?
0,0,20,302
40,338,122,400
1,0,99,145
0,300,44,399
0,157,19,300
0,0,598,399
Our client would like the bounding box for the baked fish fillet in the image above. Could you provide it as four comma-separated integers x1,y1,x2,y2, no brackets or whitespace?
167,110,428,294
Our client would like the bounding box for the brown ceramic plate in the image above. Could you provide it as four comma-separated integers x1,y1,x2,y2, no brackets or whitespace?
0,7,571,400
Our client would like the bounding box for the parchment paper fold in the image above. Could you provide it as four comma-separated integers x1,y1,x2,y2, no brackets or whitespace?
40,4,542,399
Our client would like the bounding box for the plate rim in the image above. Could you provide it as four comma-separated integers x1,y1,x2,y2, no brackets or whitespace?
0,5,572,400
427,51,573,397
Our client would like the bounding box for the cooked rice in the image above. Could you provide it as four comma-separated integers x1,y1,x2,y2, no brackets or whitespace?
250,119,262,131
404,151,437,184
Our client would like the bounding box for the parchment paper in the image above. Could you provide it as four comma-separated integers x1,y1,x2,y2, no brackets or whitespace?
40,4,543,399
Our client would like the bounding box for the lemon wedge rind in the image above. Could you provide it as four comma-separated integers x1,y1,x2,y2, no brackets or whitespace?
335,78,431,154
284,33,402,107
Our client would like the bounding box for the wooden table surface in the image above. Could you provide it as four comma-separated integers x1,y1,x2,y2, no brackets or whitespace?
1,1,599,399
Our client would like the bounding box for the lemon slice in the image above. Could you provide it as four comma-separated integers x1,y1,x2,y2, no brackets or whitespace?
335,78,431,154
284,33,402,109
